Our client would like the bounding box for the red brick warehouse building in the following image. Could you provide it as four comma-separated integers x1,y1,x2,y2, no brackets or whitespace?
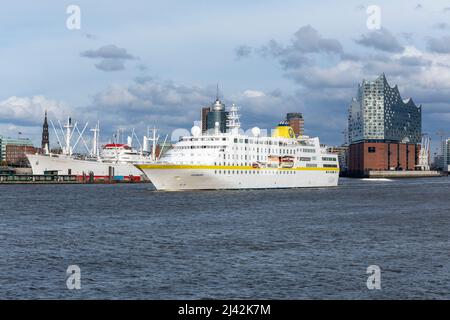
347,74,422,177
6,145,40,166
348,141,420,174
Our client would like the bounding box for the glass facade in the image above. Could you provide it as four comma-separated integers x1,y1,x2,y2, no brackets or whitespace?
206,99,229,133
0,136,34,162
443,138,450,171
348,74,421,144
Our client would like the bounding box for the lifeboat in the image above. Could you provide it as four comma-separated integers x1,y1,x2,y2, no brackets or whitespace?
267,155,280,168
280,156,295,168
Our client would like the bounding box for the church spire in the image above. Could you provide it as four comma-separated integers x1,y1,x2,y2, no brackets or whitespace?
41,110,49,151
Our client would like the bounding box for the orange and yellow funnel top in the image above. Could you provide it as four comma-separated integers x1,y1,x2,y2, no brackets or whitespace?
271,122,295,139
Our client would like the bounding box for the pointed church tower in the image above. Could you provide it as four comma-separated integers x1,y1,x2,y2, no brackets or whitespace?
41,110,49,151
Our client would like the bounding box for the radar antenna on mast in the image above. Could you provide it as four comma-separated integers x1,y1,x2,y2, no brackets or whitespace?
227,103,241,134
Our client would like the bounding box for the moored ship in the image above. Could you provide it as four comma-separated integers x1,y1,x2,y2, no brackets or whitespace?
27,144,150,181
27,118,157,182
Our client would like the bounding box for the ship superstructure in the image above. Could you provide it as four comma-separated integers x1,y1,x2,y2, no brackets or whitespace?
136,99,339,190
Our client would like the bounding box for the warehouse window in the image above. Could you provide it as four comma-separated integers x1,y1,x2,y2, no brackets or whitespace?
368,147,376,153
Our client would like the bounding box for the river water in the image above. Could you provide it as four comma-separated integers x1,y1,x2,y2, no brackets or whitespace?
0,177,449,299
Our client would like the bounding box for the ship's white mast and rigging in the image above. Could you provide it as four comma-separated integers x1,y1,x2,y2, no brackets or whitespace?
90,121,100,158
49,117,91,156
227,103,241,135
149,128,159,162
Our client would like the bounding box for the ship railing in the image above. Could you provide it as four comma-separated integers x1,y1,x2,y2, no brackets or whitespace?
0,174,78,183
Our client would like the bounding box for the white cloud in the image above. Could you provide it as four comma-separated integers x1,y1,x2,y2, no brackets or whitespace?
0,95,72,126
94,85,138,107
243,90,266,98
287,60,365,89
0,95,75,144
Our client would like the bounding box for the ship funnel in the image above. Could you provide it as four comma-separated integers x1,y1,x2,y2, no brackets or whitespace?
272,123,295,139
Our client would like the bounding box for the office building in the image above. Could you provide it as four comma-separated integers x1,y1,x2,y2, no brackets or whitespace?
347,74,422,176
0,135,35,164
206,98,229,134
286,113,304,137
201,107,210,133
443,138,450,172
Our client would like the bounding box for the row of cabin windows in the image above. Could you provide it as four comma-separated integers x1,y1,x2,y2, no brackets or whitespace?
184,136,314,147
231,145,315,152
225,154,305,161
225,154,315,161
171,154,317,167
174,145,316,154
233,138,295,146
171,153,319,163
231,139,316,150
184,137,228,142
172,161,325,168
214,162,321,167
175,145,225,149
232,147,300,155
214,170,296,175
175,153,316,162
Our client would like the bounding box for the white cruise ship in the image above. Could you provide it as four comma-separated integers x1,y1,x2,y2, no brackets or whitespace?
136,101,339,190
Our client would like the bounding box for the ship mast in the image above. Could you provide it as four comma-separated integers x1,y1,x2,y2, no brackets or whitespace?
90,121,100,158
227,103,241,135
149,128,159,162
64,116,73,156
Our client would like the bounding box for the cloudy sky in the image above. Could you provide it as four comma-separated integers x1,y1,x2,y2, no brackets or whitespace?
1,0,450,154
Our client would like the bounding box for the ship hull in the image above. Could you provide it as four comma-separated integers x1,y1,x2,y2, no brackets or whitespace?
27,154,145,181
136,164,339,191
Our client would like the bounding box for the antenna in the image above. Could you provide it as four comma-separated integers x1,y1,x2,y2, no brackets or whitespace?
226,103,241,134
90,121,100,157
216,83,219,101
149,128,160,162
63,116,74,155
436,130,448,156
